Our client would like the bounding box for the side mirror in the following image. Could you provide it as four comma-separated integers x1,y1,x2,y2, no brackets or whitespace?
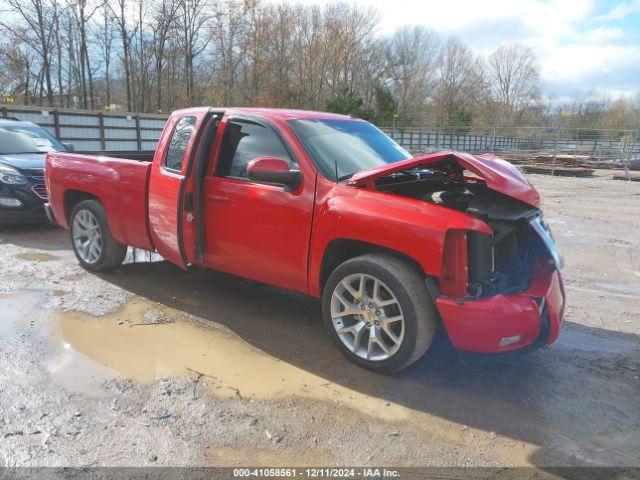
62,142,75,152
247,156,301,190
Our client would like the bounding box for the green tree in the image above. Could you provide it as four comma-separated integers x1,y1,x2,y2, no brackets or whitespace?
446,106,472,134
326,88,366,117
372,85,397,124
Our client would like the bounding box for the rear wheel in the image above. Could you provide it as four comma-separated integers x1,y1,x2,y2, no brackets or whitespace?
70,200,127,271
322,254,438,372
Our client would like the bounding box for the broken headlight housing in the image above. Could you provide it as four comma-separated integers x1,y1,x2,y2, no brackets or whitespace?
530,215,564,269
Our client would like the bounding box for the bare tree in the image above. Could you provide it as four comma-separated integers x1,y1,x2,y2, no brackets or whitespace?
1,0,59,105
177,0,212,103
388,26,440,122
97,2,114,107
151,0,178,111
434,37,482,126
52,6,65,105
67,0,102,108
1,0,636,131
487,43,540,122
0,33,36,102
130,0,154,112
212,0,244,104
107,0,135,110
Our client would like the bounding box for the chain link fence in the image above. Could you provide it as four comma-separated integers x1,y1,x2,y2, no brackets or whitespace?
380,124,640,172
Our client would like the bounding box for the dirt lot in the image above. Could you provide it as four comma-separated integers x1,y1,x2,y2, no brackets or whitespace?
0,171,639,471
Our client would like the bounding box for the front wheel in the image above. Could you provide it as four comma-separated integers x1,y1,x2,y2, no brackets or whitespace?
322,254,438,372
70,200,127,271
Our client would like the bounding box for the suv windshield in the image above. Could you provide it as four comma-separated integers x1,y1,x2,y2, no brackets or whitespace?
288,119,411,180
0,124,66,155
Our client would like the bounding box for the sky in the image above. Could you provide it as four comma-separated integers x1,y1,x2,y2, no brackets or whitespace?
288,0,640,102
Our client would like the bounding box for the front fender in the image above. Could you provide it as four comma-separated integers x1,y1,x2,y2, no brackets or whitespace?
307,182,491,297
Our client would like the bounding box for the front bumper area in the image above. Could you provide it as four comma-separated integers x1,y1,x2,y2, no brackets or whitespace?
435,260,566,358
0,175,48,225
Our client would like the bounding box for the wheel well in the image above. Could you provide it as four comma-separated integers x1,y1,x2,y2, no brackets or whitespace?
319,239,427,294
64,190,100,223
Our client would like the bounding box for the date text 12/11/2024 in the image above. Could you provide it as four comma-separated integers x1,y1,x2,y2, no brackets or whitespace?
232,467,400,478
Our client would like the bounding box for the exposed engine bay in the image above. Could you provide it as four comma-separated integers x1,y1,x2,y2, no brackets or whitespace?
373,158,559,298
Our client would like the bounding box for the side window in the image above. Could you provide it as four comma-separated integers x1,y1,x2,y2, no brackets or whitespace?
164,115,197,172
216,120,295,179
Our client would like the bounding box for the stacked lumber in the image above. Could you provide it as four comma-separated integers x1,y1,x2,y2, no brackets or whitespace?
494,152,595,177
520,164,594,177
613,172,640,182
498,152,625,170
536,154,592,165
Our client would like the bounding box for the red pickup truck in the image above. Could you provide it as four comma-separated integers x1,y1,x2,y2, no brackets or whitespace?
45,107,565,371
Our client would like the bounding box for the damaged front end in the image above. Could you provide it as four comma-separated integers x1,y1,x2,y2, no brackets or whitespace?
350,151,563,299
349,152,566,355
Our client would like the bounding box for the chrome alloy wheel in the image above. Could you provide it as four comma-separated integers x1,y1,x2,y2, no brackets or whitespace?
330,273,405,361
72,209,103,264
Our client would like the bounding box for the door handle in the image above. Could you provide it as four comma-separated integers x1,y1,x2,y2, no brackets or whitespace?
206,194,230,204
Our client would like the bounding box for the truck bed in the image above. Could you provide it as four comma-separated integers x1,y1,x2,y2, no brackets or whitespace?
45,151,155,251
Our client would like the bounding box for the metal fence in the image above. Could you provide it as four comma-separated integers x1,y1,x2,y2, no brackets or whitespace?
380,124,640,165
0,104,167,151
2,104,638,168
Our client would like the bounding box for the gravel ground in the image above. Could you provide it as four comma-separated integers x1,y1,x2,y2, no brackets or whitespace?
0,170,638,471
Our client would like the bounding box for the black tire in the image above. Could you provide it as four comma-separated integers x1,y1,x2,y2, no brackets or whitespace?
69,200,127,271
322,253,438,372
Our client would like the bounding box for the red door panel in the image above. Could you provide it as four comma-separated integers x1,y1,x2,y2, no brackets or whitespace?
202,176,314,293
148,108,209,268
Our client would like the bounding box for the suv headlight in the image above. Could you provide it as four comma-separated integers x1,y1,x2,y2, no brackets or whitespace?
0,164,27,185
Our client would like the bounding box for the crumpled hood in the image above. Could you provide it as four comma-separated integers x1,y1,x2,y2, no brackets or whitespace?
0,153,46,171
348,151,540,208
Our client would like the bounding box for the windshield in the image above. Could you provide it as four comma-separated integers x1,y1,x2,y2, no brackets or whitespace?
0,124,66,155
288,119,412,180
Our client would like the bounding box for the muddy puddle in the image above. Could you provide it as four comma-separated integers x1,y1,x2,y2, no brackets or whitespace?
2,291,409,420
17,252,58,262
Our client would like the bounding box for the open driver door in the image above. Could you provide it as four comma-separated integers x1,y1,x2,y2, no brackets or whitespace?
147,108,219,269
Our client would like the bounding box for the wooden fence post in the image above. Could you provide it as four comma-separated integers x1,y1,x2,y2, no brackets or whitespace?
135,114,142,150
98,112,106,150
53,110,61,139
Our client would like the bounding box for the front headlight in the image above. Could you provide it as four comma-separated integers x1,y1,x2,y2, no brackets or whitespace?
0,164,27,185
530,216,564,269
